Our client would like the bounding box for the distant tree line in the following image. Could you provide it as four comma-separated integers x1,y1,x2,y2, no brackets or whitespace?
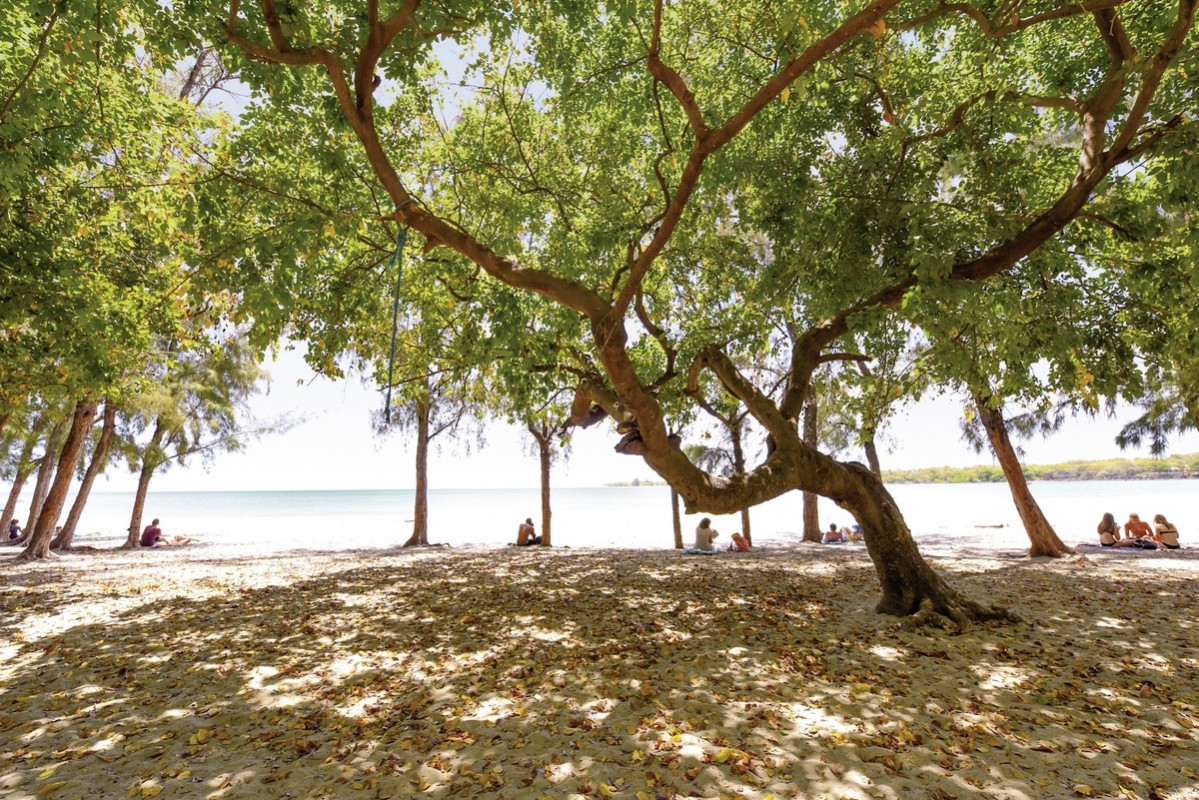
884,454,1199,484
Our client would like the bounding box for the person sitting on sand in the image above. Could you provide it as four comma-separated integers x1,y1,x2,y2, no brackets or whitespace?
729,532,750,552
1122,513,1158,549
515,517,541,546
7,519,19,540
1098,512,1142,547
694,518,719,551
822,523,844,544
139,519,194,547
1125,513,1153,538
847,524,863,543
1152,514,1181,549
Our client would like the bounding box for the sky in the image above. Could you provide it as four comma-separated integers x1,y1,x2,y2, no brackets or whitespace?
93,347,1198,493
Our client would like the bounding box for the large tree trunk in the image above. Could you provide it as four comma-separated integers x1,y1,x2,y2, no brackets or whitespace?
670,488,683,548
18,400,99,560
124,417,167,549
842,463,1018,626
18,420,68,545
402,399,431,547
976,397,1074,558
52,401,117,551
801,389,821,542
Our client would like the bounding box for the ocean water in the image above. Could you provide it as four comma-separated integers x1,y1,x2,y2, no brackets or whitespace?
54,479,1199,555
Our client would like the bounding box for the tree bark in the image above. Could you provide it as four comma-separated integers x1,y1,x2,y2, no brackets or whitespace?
18,400,98,560
801,389,821,542
670,488,683,548
124,416,167,549
976,397,1074,558
402,398,431,547
18,419,67,545
52,401,117,551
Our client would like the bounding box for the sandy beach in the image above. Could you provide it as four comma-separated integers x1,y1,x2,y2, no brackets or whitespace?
2,540,1198,800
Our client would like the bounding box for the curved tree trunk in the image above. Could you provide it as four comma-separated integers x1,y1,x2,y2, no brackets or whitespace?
976,397,1074,558
124,417,167,549
18,419,67,545
801,389,821,542
670,488,683,548
402,398,431,547
52,401,117,551
842,463,1018,626
19,400,98,561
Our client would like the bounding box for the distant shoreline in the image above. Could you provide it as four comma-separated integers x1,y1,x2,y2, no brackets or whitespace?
884,453,1199,484
608,453,1199,486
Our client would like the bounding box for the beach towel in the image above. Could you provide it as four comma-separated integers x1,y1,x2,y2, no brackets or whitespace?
682,547,719,555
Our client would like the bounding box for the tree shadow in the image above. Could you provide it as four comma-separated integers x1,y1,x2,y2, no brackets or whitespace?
1,547,1197,799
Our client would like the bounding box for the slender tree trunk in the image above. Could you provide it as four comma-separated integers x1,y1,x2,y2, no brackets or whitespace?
976,397,1074,558
19,400,98,560
1,472,30,546
856,362,883,478
536,430,553,547
731,433,751,543
863,434,882,478
402,399,431,547
52,401,117,550
124,417,167,549
2,420,48,541
801,389,821,542
671,489,683,548
19,420,67,545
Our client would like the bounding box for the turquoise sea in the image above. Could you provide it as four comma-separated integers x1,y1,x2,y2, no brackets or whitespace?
52,479,1199,554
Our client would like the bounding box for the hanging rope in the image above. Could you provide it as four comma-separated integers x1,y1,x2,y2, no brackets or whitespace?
384,205,414,423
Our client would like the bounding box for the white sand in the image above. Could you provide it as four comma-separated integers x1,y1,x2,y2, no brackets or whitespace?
2,540,1198,800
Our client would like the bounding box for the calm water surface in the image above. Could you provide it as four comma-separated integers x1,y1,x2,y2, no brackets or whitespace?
62,480,1198,555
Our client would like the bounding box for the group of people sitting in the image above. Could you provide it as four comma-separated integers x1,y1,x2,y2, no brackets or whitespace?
821,523,863,544
1097,512,1180,550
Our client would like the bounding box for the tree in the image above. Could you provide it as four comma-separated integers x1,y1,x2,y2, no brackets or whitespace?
525,420,566,547
967,395,1075,558
120,328,268,548
208,0,1196,623
51,401,119,550
18,399,98,560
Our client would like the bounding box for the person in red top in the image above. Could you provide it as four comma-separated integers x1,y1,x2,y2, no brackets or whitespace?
140,519,164,547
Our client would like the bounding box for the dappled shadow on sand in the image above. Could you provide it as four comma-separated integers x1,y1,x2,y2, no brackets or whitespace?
1,545,1197,799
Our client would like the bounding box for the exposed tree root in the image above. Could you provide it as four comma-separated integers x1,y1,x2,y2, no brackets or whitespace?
1029,544,1076,558
10,549,60,563
892,594,1022,633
